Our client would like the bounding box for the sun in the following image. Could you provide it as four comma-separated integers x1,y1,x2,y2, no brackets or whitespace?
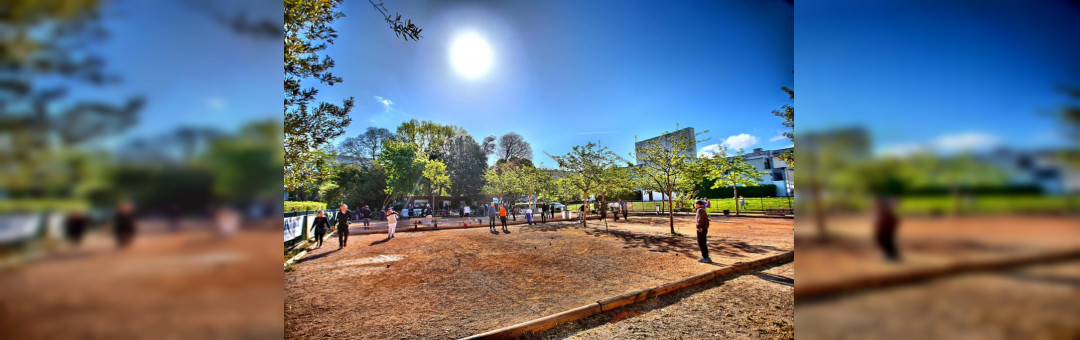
449,33,493,80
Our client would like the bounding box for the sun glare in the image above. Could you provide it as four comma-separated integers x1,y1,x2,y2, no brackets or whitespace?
449,33,493,80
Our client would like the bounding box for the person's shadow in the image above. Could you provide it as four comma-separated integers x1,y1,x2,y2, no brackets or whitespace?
502,229,512,234
489,229,500,235
369,237,390,246
297,248,340,263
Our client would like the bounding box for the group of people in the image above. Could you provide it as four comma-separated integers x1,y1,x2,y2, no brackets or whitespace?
310,203,395,248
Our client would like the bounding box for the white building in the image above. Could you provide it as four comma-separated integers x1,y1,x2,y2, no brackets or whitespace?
981,148,1080,195
740,147,795,197
635,127,696,202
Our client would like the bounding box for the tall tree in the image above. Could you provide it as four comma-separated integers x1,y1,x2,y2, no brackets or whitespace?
284,0,354,188
422,159,450,215
395,119,457,159
496,132,533,162
482,164,517,205
441,134,487,201
595,165,633,229
338,127,395,166
375,140,425,210
772,83,795,167
284,0,422,189
632,125,708,234
550,142,620,228
0,0,143,198
704,148,767,216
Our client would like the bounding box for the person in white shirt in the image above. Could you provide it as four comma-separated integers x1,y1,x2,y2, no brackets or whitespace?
385,209,399,239
525,207,533,225
464,205,471,218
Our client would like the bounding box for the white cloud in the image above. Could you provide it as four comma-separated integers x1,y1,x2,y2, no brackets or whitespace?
373,95,394,111
878,143,926,158
206,96,226,111
768,129,788,142
697,143,724,158
932,132,999,152
720,133,759,151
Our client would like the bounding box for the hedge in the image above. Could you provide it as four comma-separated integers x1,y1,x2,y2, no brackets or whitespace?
284,201,326,213
696,181,779,198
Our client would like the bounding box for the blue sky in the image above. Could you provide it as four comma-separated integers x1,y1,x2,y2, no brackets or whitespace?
797,0,1080,155
317,0,794,166
73,1,280,146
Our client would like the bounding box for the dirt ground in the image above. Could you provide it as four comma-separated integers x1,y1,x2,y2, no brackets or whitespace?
0,219,284,338
795,215,1080,288
524,262,794,340
796,260,1080,339
284,216,792,339
795,215,1080,338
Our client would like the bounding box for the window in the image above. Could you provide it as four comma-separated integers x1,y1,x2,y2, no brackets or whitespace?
764,158,772,170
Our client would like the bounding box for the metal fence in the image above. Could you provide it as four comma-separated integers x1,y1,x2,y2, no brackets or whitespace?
567,196,795,216
284,210,340,251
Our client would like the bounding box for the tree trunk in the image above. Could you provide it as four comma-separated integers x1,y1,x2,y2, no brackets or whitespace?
581,192,588,228
810,179,827,241
733,184,740,216
668,190,675,235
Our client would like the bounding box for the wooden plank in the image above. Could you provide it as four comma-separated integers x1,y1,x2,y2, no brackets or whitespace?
461,250,795,339
796,248,1080,301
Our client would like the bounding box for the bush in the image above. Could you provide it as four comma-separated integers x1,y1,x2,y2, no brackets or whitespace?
696,180,779,198
284,201,326,212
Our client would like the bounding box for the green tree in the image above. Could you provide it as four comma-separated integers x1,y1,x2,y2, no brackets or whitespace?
595,166,633,229
704,148,767,216
284,0,422,188
482,164,517,205
284,0,354,188
772,84,795,167
1,0,142,200
395,119,460,159
441,134,487,202
550,142,620,228
632,125,708,234
422,159,451,214
375,140,425,209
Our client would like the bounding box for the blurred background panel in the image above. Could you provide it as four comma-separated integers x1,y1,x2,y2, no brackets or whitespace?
796,0,1080,339
0,0,282,338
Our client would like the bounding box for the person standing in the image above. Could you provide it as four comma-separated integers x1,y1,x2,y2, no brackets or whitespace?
336,204,351,248
386,209,399,239
312,210,330,248
113,201,137,249
873,196,901,262
621,200,629,221
64,209,88,246
489,202,498,231
525,207,533,225
360,205,372,230
739,196,747,211
499,203,508,232
695,201,712,263
464,205,471,218
539,202,547,224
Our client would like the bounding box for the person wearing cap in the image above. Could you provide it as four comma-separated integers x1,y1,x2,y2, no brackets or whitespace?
695,201,712,263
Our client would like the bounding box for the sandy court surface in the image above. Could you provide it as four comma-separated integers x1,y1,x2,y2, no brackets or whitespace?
796,260,1080,339
0,220,284,338
285,216,792,339
795,215,1080,288
522,262,794,340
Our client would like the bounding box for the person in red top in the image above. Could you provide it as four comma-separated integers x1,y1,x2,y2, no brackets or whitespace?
499,203,508,232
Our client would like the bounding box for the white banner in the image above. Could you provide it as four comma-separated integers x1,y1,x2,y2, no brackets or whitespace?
284,216,304,242
0,214,41,243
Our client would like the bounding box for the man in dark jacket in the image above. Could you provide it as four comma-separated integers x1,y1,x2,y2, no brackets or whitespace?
114,201,136,249
360,205,372,230
539,202,547,223
873,196,901,262
337,204,351,248
695,201,711,263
